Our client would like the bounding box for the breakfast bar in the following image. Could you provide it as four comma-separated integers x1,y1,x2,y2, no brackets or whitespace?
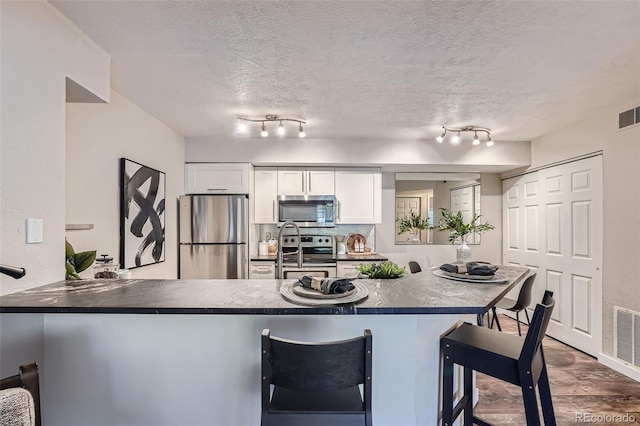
0,266,529,426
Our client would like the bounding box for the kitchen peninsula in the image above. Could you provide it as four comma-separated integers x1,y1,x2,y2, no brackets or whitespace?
0,267,529,426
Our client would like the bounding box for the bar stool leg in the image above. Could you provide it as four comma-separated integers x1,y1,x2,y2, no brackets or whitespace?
538,352,556,425
463,366,473,425
441,339,454,426
515,311,522,336
520,375,542,425
524,308,531,325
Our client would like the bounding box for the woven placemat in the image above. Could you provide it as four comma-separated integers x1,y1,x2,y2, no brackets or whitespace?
280,281,369,306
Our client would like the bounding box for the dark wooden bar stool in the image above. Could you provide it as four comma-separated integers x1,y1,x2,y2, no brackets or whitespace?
441,291,556,426
0,362,41,426
261,329,372,426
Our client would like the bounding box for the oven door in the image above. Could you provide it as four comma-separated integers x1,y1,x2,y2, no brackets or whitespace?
282,265,337,279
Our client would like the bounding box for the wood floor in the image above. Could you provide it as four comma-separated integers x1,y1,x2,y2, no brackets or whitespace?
474,315,640,425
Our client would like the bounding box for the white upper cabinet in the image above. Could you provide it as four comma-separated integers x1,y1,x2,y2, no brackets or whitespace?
254,168,278,223
277,167,335,195
335,168,382,224
185,163,251,194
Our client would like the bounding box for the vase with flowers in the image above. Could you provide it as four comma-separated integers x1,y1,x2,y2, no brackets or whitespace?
396,212,430,243
435,208,495,262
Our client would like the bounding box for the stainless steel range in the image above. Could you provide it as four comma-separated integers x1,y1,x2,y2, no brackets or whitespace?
281,234,336,279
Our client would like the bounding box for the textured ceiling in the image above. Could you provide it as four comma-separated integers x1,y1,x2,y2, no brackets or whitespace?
51,0,640,142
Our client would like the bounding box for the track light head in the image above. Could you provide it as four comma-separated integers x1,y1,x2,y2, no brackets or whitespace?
277,121,286,136
472,131,480,145
261,122,268,137
451,132,460,144
237,121,247,134
298,123,306,138
436,128,446,143
486,135,494,147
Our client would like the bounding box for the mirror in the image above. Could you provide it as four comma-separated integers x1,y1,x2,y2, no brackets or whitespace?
395,173,481,245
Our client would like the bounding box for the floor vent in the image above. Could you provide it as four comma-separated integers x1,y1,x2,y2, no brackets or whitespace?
618,106,640,129
615,306,640,368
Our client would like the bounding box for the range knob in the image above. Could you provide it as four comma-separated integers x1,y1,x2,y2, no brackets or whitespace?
284,238,289,243
325,238,330,243
290,238,296,243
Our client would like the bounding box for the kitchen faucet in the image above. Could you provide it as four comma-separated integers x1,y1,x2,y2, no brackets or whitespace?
276,220,303,279
0,264,26,279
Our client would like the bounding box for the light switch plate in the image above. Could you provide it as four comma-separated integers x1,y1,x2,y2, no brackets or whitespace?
26,218,43,244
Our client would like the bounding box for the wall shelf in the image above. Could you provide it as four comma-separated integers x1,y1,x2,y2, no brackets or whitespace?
65,224,94,231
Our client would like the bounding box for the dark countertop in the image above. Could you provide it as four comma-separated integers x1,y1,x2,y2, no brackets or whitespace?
250,254,389,262
0,266,529,315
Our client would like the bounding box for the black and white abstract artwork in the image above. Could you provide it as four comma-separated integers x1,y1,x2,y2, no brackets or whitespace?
120,158,165,269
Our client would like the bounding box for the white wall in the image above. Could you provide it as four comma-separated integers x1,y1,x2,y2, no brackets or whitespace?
0,0,110,389
528,100,640,357
0,1,110,296
186,137,531,169
66,91,185,279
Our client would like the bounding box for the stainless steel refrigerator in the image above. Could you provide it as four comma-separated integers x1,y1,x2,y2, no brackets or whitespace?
179,195,248,279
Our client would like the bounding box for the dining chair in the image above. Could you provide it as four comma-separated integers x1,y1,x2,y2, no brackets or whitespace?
408,261,422,274
261,329,372,426
491,273,536,335
441,290,556,426
0,363,41,426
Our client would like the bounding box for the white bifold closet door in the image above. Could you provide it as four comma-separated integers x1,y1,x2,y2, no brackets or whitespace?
502,155,602,356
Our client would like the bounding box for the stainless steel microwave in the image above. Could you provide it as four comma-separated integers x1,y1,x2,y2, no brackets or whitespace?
277,195,336,227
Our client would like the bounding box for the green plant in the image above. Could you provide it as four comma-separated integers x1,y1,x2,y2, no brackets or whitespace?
396,212,430,235
357,261,405,279
435,207,495,243
65,239,96,280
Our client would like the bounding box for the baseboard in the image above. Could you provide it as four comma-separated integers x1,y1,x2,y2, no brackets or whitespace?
598,353,640,382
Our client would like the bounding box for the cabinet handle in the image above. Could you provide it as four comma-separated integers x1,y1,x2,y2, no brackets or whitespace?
336,200,340,221
308,173,312,193
302,173,306,193
207,188,228,192
273,200,277,222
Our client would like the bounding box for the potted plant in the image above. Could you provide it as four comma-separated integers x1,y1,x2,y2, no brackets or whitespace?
357,261,406,279
435,208,494,262
396,212,430,243
65,239,97,280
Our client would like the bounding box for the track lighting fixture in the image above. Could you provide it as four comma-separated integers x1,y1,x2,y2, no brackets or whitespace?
436,126,493,147
236,115,307,138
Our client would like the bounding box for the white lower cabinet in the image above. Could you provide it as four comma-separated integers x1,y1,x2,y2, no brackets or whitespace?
337,261,378,278
249,261,276,279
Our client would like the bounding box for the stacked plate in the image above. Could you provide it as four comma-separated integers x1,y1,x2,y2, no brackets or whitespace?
432,269,508,283
280,281,369,306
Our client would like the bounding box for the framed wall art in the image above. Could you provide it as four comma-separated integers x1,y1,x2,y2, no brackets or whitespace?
120,158,166,269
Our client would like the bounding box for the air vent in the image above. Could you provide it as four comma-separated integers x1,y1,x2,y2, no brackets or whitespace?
615,306,640,369
618,105,640,129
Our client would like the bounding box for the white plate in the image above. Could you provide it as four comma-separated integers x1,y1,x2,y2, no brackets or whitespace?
432,269,508,283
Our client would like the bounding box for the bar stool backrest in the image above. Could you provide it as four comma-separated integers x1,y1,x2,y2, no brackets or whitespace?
262,330,371,392
519,290,555,365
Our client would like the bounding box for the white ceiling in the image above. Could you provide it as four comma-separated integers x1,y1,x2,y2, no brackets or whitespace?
51,0,640,142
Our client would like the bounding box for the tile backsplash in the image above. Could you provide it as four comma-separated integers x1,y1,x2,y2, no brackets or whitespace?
257,224,376,253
